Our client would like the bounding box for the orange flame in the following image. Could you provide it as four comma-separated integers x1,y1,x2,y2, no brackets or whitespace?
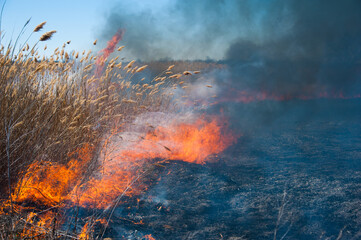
78,222,91,240
185,87,361,108
76,115,237,208
212,89,361,105
145,234,156,240
10,115,236,209
7,114,237,236
95,29,125,77
20,211,58,237
12,143,94,206
143,117,236,164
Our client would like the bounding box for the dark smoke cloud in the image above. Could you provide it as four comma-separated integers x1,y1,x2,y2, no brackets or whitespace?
99,0,361,96
223,0,361,94
99,0,290,61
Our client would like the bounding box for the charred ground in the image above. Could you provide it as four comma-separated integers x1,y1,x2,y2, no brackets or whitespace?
94,99,361,239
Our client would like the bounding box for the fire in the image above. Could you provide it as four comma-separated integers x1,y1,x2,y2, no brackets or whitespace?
75,165,138,209
78,222,91,240
144,234,156,240
21,211,58,237
185,86,361,108
214,89,361,104
143,117,236,164
9,114,236,209
0,27,240,239
75,115,237,208
13,143,94,206
5,114,237,236
95,29,125,77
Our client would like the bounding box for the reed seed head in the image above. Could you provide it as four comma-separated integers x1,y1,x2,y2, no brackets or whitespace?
34,21,46,32
136,65,148,73
40,30,57,41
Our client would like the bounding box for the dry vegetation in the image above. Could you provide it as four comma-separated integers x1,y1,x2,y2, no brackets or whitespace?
146,60,225,76
0,22,196,239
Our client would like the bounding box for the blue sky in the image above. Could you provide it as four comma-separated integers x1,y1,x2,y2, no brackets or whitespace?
1,0,112,55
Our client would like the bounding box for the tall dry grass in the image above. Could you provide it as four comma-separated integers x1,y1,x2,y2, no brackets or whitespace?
0,21,195,238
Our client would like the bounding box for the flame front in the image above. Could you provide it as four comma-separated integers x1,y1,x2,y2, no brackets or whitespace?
76,115,237,208
10,115,236,211
5,114,236,238
13,143,94,206
144,117,236,164
213,89,361,105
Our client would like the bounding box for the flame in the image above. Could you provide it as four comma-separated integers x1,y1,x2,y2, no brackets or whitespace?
12,143,94,206
215,89,361,104
186,88,361,108
78,218,107,239
230,90,361,103
17,211,58,238
6,114,237,235
143,117,236,164
9,114,236,209
1,29,239,238
95,29,125,77
76,115,237,208
78,222,91,240
145,234,156,240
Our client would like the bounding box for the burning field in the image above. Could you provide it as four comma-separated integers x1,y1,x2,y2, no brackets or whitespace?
2,1,361,239
0,23,239,239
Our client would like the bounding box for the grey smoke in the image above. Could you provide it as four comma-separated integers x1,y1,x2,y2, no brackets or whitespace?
99,0,361,101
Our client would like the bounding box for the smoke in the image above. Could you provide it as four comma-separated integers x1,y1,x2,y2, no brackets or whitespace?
99,0,361,60
97,0,361,133
99,0,285,61
99,0,361,92
223,0,361,94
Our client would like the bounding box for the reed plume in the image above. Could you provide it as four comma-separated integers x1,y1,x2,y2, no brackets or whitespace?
39,30,57,41
0,23,195,239
136,65,148,73
33,21,46,32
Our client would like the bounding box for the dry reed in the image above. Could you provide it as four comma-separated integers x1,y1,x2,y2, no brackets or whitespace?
0,22,195,238
33,21,46,32
39,30,56,41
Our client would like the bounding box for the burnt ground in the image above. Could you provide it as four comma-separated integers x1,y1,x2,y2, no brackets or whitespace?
97,99,361,239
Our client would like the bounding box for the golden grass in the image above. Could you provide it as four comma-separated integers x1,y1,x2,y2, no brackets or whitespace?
39,30,57,41
33,21,46,32
0,21,198,238
0,28,197,196
146,60,224,75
